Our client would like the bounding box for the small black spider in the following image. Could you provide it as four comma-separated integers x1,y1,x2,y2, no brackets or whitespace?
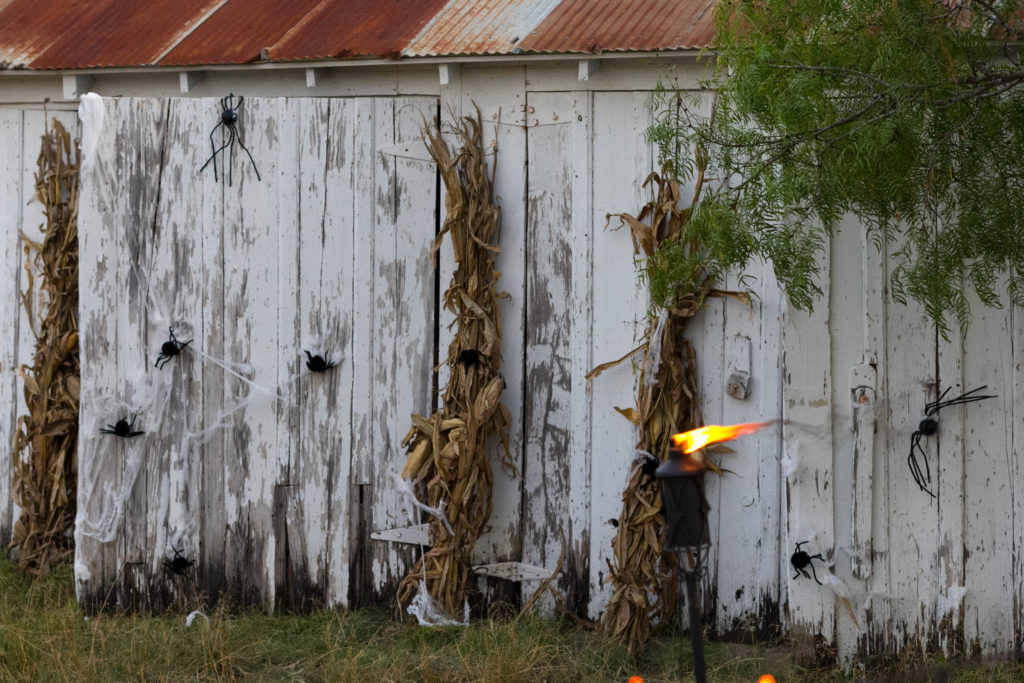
909,385,995,497
607,518,619,528
456,348,485,368
791,541,824,585
154,327,192,369
163,545,196,576
305,350,337,373
199,93,261,186
635,454,660,491
99,413,144,438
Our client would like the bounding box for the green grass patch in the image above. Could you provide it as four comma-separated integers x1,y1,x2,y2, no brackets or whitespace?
2,555,1023,681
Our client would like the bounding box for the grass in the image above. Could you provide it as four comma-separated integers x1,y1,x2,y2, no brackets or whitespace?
2,556,1024,682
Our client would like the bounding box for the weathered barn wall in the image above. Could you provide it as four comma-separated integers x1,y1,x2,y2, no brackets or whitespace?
0,106,77,549
70,83,788,634
33,56,1022,661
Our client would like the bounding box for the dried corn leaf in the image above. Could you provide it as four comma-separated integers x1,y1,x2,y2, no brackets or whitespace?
396,107,511,620
596,162,724,653
10,119,80,576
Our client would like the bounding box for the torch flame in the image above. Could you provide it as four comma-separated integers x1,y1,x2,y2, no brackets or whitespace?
671,421,774,454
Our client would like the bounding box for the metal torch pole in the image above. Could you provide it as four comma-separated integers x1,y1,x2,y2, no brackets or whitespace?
684,569,707,683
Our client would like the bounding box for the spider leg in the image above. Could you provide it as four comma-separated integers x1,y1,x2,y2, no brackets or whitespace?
908,432,936,498
924,386,953,416
927,385,996,415
792,568,801,580
234,126,262,181
127,430,144,437
200,121,229,180
155,354,167,369
808,563,823,586
229,125,238,186
99,427,115,434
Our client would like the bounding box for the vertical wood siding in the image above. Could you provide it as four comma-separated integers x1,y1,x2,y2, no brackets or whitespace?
74,95,437,611
41,78,1023,661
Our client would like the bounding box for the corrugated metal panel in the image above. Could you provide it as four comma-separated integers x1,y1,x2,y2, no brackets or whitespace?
160,0,324,66
518,0,716,53
405,0,560,57
0,0,715,70
266,0,452,62
11,0,223,70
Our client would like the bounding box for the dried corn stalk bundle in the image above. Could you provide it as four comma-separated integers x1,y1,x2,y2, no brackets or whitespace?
10,119,81,576
592,162,742,652
396,107,512,620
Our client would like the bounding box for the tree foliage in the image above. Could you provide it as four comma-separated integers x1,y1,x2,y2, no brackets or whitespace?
657,0,1024,335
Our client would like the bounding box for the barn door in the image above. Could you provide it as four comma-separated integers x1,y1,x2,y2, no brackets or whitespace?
788,219,1023,661
75,95,439,613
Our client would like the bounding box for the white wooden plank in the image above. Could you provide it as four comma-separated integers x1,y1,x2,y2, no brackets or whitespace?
143,97,206,610
567,91,594,615
368,96,438,597
522,90,585,613
273,96,304,610
284,94,335,610
961,291,1014,654
198,95,228,603
322,98,358,608
0,108,22,546
220,96,287,610
930,291,967,656
1012,304,1024,655
116,101,168,602
834,222,893,661
348,96,377,603
883,251,937,651
587,91,651,618
712,261,784,637
75,96,129,610
781,244,835,644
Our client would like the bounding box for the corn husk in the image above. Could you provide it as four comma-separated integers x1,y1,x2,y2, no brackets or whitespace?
10,120,80,576
594,163,742,652
395,107,512,620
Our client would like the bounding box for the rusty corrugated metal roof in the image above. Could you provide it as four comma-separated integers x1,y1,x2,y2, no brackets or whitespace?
0,0,716,70
405,0,561,57
518,0,717,53
159,0,324,66
11,0,224,70
265,0,452,62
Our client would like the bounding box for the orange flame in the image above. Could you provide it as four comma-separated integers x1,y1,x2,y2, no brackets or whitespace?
671,421,774,454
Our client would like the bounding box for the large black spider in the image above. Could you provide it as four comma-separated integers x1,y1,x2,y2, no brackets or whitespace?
791,541,824,585
99,413,144,438
909,385,996,498
199,93,261,186
154,327,192,369
305,350,337,373
163,545,196,576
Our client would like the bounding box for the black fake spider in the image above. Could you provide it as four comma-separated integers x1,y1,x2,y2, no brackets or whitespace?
154,327,192,369
99,414,144,438
305,350,337,373
199,93,261,185
635,453,660,491
455,348,486,368
163,545,196,576
791,541,824,585
908,385,996,498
